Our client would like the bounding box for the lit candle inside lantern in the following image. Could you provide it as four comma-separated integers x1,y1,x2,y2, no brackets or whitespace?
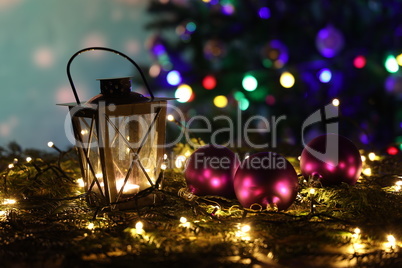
116,179,140,195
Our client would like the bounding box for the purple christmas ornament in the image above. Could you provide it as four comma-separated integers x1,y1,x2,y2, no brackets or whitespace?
315,25,344,58
300,134,362,186
184,145,240,198
234,152,299,211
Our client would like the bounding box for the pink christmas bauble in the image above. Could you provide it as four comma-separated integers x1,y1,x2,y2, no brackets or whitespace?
234,152,299,211
184,145,240,198
300,134,362,186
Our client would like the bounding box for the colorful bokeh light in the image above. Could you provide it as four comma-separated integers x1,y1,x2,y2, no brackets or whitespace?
387,146,399,155
353,55,366,69
167,70,182,86
385,55,399,73
175,84,193,103
266,95,276,105
279,72,295,88
258,7,270,19
213,95,228,108
318,68,332,83
239,98,249,111
242,74,258,91
396,53,402,66
202,75,217,90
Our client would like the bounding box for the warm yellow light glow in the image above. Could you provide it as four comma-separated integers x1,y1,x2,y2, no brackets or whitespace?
26,157,32,163
175,84,193,103
80,129,89,135
77,178,85,188
368,152,376,161
241,224,251,233
87,222,95,230
8,163,14,169
95,173,103,179
332,98,340,107
385,234,397,248
279,72,295,88
395,180,402,191
236,224,252,241
387,235,396,244
164,153,168,160
179,217,187,224
135,221,144,234
362,168,372,176
297,156,301,161
0,211,6,216
161,164,167,170
352,227,361,240
116,180,140,194
47,141,54,148
361,155,366,162
309,188,316,196
175,155,186,168
213,95,228,108
167,114,175,121
3,199,16,205
396,53,402,66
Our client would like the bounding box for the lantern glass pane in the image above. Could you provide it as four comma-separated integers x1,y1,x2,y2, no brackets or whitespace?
106,113,158,200
76,116,105,200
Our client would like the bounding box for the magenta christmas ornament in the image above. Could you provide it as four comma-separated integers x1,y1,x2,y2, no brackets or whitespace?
234,152,299,211
184,145,240,198
300,134,362,186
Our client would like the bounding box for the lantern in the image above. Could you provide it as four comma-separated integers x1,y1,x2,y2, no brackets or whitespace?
60,47,171,210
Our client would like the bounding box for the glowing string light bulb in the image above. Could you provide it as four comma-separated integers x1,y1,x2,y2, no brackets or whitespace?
352,227,361,239
368,152,376,161
395,180,402,191
332,98,340,107
87,222,95,230
77,178,85,187
279,72,295,88
167,114,175,121
309,188,316,196
241,224,251,233
386,234,396,248
180,217,187,224
362,168,372,176
135,221,144,234
179,216,191,228
3,199,16,205
175,155,186,168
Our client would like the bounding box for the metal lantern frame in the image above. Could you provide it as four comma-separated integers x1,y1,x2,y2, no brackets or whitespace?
60,47,171,210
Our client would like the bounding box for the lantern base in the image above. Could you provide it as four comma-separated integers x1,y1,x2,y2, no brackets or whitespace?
86,191,163,211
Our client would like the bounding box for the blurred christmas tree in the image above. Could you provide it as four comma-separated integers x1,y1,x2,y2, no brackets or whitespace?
143,0,402,152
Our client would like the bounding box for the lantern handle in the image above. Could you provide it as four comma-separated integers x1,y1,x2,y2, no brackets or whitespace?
67,47,154,105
